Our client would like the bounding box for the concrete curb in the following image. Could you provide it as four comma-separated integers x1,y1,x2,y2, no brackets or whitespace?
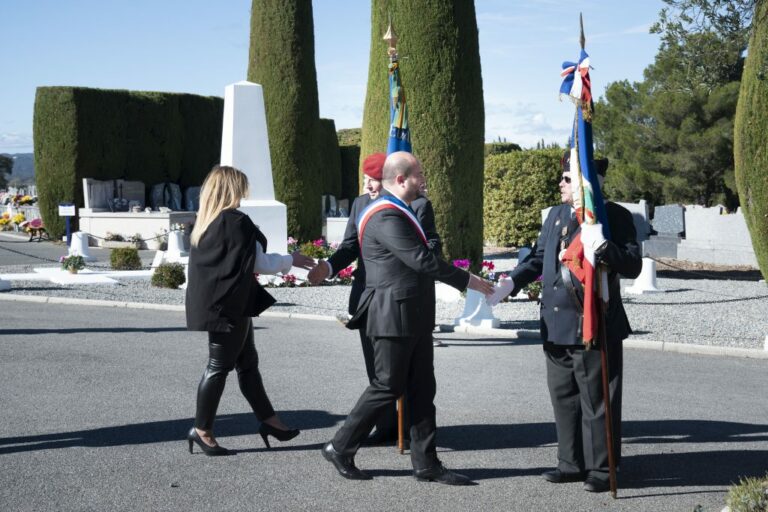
1,291,765,359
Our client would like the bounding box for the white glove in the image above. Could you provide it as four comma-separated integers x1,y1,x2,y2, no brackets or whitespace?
487,276,516,307
580,223,606,252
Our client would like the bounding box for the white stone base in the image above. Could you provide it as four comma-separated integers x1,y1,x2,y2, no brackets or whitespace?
454,289,500,328
239,200,288,255
625,257,664,295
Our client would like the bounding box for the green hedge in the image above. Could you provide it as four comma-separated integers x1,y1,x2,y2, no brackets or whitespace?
485,142,522,156
337,128,361,199
483,149,562,247
33,86,223,238
734,0,768,281
317,118,342,197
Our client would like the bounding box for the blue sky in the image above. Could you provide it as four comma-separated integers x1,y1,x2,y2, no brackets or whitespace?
1,0,664,154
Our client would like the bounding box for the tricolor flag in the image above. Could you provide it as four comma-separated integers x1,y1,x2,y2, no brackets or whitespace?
559,47,611,346
386,58,412,155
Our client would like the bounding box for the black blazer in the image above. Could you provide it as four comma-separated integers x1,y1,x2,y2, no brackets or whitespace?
509,202,642,345
328,193,443,316
327,194,372,315
185,209,276,332
348,192,468,338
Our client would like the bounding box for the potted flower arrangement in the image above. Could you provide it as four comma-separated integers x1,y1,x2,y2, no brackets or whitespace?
524,276,543,303
11,212,25,231
60,254,86,274
0,212,10,230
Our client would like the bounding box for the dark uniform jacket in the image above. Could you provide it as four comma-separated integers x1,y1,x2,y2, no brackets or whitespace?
509,202,642,345
185,209,276,332
328,194,442,316
347,192,467,338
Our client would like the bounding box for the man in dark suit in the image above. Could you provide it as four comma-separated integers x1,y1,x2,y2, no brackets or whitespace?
309,152,395,443
320,151,494,484
309,154,445,445
506,153,641,493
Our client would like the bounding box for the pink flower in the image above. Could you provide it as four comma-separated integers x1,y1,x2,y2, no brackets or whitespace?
330,241,340,250
452,259,470,270
282,274,297,284
338,266,354,279
312,238,325,247
482,260,495,271
287,237,297,245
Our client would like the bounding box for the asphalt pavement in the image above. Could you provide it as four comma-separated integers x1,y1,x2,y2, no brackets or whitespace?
1,301,766,511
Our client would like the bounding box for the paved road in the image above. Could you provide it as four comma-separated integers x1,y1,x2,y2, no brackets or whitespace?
1,301,766,511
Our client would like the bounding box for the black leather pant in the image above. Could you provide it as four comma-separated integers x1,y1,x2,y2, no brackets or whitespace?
194,317,275,430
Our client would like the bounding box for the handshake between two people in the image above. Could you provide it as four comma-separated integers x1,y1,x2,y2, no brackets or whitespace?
304,258,500,300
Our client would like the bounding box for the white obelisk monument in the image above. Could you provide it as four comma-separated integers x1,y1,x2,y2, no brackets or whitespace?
220,81,288,254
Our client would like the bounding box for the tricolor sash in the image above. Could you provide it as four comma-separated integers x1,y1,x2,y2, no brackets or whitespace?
356,195,427,250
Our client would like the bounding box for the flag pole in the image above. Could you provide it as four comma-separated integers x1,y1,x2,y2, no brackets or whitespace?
579,13,618,498
383,19,406,455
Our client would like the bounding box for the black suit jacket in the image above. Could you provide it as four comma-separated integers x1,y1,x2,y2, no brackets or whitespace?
509,202,642,345
328,194,443,316
327,194,372,315
185,209,276,332
348,192,468,338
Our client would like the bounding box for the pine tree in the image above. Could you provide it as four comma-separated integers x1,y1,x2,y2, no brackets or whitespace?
248,0,322,240
734,0,768,280
360,0,485,264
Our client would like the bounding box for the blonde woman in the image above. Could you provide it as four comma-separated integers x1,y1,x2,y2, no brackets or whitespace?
185,165,315,455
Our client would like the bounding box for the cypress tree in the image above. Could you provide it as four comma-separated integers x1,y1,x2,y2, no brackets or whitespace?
734,0,768,281
317,118,342,197
361,0,485,264
248,0,322,240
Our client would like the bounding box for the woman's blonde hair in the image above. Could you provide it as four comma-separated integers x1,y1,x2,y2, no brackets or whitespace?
190,165,250,246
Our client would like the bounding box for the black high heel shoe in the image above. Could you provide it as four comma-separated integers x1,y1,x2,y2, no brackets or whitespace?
258,423,300,449
187,427,230,456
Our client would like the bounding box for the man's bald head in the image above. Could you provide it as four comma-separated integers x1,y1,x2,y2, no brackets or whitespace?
382,152,419,185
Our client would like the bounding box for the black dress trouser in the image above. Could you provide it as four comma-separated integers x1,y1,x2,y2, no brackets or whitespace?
194,316,275,430
333,331,437,470
544,340,623,480
358,328,399,434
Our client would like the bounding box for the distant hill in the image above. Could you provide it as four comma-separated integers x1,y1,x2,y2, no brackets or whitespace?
0,153,34,184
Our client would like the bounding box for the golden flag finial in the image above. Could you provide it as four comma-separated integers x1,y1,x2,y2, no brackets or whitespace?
383,17,398,59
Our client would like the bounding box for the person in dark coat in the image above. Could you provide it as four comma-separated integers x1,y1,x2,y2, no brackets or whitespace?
320,152,495,485
308,153,443,445
185,165,315,455
506,153,641,492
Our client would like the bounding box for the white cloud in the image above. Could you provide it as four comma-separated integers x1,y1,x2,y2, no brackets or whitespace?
0,133,33,154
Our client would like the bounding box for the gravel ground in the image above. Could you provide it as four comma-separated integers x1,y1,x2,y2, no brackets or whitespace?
3,254,766,350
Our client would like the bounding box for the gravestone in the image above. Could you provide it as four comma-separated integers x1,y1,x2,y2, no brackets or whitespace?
644,204,685,258
677,205,758,266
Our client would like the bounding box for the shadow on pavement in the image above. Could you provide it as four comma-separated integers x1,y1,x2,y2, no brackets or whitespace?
621,449,768,489
0,410,344,455
1,326,266,335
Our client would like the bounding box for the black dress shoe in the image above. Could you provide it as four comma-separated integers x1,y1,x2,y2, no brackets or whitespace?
321,442,372,480
583,474,610,493
542,469,585,483
413,464,474,486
